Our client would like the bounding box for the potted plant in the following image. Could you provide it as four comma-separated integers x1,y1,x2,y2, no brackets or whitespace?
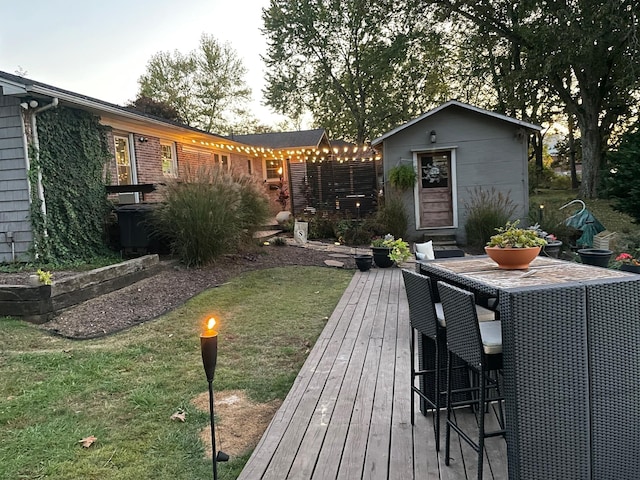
613,252,640,273
485,220,547,269
528,223,563,258
387,164,417,191
371,234,411,268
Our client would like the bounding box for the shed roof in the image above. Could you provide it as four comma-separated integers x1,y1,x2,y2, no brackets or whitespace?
371,100,542,147
230,129,329,150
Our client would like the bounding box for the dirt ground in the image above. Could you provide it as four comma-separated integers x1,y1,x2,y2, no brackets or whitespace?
25,244,354,339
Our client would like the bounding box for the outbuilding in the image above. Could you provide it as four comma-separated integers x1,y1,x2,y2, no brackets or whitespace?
371,100,541,245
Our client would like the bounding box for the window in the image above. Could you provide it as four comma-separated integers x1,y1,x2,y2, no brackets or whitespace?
265,159,284,181
114,135,132,184
221,155,228,168
161,141,177,177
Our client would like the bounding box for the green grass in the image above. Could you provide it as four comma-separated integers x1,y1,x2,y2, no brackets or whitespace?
0,266,353,480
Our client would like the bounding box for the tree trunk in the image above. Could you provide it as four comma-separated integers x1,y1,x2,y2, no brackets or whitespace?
568,115,578,189
578,124,602,199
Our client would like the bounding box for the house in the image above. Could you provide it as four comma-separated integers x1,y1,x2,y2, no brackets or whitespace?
233,131,381,216
0,71,383,262
371,100,541,245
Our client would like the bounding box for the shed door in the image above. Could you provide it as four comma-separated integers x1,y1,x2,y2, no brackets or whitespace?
417,152,453,228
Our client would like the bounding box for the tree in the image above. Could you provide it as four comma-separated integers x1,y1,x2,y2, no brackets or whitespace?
261,0,449,143
138,34,253,134
431,0,640,198
126,95,184,123
604,124,640,222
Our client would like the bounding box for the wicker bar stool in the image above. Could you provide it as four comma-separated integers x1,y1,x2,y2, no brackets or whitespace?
402,269,444,451
437,281,505,480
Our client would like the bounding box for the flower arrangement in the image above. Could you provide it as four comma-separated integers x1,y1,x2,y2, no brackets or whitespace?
487,220,547,248
371,234,412,263
614,252,640,266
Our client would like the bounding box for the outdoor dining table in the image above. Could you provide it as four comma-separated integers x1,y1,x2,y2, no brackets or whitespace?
417,255,640,480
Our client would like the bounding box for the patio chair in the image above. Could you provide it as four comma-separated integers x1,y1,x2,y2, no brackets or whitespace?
402,269,444,451
437,281,505,480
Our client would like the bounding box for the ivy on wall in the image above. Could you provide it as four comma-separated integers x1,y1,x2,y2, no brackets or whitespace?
29,106,112,262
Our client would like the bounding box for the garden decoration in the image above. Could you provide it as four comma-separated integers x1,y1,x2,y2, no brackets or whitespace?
200,317,228,479
560,199,605,248
485,220,546,269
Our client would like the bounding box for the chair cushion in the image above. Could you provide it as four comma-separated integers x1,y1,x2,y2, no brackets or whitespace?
479,321,502,355
415,241,435,260
434,302,446,327
436,303,495,328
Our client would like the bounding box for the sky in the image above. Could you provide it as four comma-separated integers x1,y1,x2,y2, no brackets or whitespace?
0,0,285,125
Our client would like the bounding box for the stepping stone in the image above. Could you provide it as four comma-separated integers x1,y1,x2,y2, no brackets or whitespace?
328,253,350,258
324,260,345,268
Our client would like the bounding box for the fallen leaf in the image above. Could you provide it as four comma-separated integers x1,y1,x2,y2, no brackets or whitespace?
170,411,186,422
79,435,97,448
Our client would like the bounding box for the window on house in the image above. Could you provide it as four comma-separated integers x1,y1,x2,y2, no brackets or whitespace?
214,153,220,165
114,135,132,184
161,141,177,177
265,159,284,181
221,155,228,168
247,159,252,174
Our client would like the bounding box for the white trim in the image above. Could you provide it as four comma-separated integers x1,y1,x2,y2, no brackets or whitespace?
413,148,458,230
411,145,458,153
372,100,542,146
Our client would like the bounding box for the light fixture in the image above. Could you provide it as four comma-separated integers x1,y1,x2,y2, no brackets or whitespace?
430,130,437,143
138,136,148,143
200,317,228,479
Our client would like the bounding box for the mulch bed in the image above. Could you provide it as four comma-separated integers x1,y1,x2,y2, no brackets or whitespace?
28,245,354,339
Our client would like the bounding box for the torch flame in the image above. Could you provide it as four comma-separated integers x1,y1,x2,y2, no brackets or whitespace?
207,317,216,330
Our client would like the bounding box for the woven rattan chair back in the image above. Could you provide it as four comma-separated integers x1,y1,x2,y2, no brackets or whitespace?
437,281,483,368
402,269,438,339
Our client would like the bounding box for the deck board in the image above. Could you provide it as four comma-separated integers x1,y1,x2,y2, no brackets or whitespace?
238,268,508,479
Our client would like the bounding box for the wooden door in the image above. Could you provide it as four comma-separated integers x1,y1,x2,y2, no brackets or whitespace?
418,152,453,228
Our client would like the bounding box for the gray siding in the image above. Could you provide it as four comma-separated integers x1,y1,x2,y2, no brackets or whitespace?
0,94,32,262
382,105,529,244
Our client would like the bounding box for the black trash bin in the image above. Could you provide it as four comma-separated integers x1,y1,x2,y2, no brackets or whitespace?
115,204,156,253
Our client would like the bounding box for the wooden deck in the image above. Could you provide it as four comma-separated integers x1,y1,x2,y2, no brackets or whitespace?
238,268,507,479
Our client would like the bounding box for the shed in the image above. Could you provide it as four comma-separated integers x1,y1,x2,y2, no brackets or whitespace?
371,100,541,245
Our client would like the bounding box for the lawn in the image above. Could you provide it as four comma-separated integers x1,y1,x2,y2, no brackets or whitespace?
0,266,353,480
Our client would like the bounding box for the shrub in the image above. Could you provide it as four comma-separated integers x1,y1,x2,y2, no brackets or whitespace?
376,195,408,239
464,187,517,247
151,166,270,266
604,124,640,223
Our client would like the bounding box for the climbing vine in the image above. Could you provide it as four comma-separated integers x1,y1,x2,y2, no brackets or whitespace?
29,106,112,263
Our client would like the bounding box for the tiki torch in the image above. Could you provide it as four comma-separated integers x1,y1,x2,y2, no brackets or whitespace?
200,317,228,479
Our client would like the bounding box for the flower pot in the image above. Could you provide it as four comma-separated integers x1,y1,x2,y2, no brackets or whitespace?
540,240,563,258
371,247,394,268
355,255,373,272
577,248,612,268
485,246,542,270
620,264,640,274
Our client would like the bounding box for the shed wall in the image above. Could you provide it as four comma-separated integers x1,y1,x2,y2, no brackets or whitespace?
0,95,32,262
382,106,529,244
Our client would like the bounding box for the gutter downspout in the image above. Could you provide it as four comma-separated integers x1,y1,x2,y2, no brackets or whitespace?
29,97,59,229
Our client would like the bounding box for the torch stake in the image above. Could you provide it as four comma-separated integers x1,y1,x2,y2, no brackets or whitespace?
208,379,218,480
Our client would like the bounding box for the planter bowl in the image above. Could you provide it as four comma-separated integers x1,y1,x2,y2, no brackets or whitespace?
355,255,373,272
577,248,613,268
371,247,394,268
540,240,563,258
485,246,541,270
621,264,640,274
